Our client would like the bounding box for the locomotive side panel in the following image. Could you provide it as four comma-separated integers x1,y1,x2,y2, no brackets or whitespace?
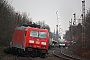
12,30,25,49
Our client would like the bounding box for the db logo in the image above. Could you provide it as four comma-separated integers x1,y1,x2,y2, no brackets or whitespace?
36,39,40,44
37,39,39,41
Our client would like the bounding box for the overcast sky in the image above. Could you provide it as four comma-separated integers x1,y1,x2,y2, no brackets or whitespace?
7,0,90,33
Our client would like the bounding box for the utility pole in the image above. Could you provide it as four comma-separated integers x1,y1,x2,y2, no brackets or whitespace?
71,18,72,25
69,18,73,41
59,25,61,34
56,11,59,40
72,13,76,41
82,0,86,56
54,29,55,40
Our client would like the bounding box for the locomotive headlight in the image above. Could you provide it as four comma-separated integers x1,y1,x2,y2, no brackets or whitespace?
29,40,34,43
41,42,46,45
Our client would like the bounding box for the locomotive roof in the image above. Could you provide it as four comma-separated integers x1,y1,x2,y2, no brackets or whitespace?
15,26,48,31
15,26,27,30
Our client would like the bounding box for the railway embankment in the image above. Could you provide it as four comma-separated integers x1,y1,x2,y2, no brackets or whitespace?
62,47,90,60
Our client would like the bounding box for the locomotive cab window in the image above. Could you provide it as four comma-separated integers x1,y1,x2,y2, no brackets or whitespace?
39,32,47,38
30,30,38,37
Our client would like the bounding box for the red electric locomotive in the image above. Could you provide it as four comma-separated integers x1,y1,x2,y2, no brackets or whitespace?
10,24,50,57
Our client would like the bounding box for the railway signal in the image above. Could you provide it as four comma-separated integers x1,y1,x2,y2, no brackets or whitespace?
73,13,76,25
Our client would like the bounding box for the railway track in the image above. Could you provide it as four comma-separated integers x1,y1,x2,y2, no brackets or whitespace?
30,49,61,60
3,48,86,60
53,48,81,60
3,49,60,60
3,54,33,60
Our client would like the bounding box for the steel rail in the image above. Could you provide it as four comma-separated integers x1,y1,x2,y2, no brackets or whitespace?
52,49,81,60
